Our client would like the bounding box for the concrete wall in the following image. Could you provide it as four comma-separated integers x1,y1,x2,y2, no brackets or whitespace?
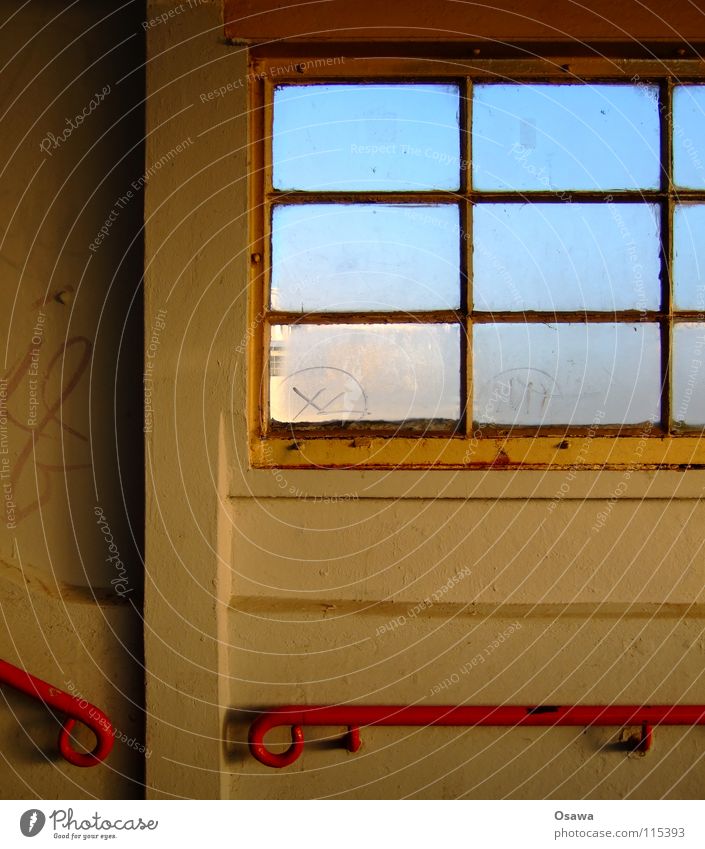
143,2,705,799
0,1,145,798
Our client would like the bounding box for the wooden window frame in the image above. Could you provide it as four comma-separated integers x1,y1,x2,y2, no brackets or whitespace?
247,53,705,470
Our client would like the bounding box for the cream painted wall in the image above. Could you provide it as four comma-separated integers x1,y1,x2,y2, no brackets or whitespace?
0,2,144,798
145,1,705,799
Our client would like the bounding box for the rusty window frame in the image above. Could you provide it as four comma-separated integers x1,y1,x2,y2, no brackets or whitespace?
247,54,705,470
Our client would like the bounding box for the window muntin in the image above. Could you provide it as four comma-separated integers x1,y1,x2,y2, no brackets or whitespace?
249,60,705,468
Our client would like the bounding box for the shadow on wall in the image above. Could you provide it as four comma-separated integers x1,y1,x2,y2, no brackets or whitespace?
0,0,146,801
0,0,145,594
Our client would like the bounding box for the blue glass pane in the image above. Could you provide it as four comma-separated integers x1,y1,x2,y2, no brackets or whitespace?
674,204,705,310
272,204,460,311
473,84,660,191
473,202,660,311
273,84,460,191
673,86,705,189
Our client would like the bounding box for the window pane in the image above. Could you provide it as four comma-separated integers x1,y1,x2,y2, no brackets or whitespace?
271,204,460,311
272,84,460,191
473,84,660,191
473,323,660,425
673,323,705,428
673,86,705,189
270,324,460,423
473,202,660,311
674,204,705,310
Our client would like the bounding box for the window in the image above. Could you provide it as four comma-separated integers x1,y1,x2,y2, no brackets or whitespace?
247,56,705,469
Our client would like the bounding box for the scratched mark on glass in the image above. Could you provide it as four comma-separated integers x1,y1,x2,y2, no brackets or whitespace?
281,367,368,422
269,324,460,423
473,323,660,426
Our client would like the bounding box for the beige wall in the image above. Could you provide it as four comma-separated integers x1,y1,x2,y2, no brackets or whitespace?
0,2,144,798
144,1,705,799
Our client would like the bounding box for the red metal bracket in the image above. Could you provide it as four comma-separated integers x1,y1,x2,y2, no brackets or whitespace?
0,658,114,767
249,704,704,768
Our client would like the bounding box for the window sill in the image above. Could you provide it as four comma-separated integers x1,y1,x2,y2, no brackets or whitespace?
250,433,705,470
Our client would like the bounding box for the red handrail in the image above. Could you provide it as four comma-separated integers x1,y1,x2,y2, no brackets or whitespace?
249,704,705,768
0,658,114,767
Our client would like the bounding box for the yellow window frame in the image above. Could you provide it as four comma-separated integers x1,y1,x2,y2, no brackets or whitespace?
247,53,705,470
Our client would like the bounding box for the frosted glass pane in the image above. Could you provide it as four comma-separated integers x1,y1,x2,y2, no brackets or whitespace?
674,205,705,310
673,86,705,189
673,324,705,427
271,204,460,311
270,324,460,423
273,84,460,190
473,323,660,425
473,203,660,311
473,84,660,190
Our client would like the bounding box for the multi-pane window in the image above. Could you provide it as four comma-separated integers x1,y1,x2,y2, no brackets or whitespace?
248,60,705,468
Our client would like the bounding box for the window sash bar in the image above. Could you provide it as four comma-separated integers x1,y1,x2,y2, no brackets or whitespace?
660,79,675,433
266,312,705,325
267,190,705,203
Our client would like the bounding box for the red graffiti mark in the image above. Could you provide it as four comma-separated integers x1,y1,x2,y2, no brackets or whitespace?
2,337,92,522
